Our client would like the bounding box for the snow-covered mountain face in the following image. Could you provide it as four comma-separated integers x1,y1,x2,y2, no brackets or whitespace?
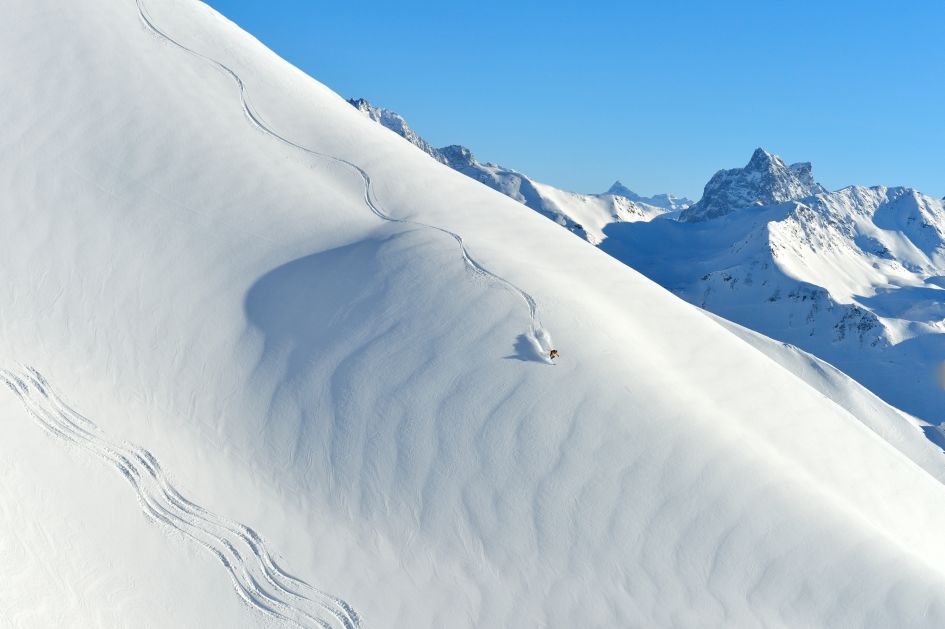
349,98,678,243
603,150,945,427
12,2,945,628
680,148,827,222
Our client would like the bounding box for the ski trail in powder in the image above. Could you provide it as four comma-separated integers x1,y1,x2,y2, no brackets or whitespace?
0,366,361,629
134,0,551,350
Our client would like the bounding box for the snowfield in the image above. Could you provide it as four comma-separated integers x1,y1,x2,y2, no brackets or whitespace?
5,1,945,628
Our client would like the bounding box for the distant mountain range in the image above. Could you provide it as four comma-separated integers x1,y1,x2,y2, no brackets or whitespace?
350,98,945,432
349,98,691,243
604,148,945,428
12,2,945,626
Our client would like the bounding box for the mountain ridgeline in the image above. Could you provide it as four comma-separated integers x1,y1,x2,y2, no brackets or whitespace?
602,149,945,428
349,98,691,243
350,97,945,429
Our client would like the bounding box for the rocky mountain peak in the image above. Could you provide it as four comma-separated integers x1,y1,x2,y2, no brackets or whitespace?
745,147,782,171
680,148,826,222
348,97,443,162
607,180,641,200
437,144,477,169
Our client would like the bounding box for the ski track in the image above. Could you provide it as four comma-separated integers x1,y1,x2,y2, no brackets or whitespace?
5,3,555,625
133,0,548,349
0,366,361,629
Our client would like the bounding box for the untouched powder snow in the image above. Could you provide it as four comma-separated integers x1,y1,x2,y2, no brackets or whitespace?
7,1,945,628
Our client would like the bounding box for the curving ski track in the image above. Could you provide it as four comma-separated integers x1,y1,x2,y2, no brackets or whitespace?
0,366,360,629
134,0,547,345
6,3,555,625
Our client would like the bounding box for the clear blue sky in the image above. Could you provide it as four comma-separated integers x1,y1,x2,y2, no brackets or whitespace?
203,0,943,200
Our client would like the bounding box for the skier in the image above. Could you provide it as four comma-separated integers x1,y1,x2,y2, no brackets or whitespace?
549,349,559,362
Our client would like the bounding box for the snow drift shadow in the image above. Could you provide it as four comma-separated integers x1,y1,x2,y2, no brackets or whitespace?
922,425,945,454
504,333,549,363
245,238,388,378
856,285,945,321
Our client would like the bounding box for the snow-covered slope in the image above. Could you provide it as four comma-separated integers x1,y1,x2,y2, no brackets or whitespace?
349,98,680,243
604,150,945,428
706,314,945,484
9,2,945,628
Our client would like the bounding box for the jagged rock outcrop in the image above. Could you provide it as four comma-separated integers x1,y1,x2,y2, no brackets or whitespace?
680,148,827,222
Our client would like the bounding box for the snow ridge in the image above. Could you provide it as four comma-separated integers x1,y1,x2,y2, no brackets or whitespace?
135,0,549,350
0,366,360,629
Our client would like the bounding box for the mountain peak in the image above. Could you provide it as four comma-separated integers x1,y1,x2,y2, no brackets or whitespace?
348,97,371,112
680,148,826,222
746,147,783,171
348,97,443,162
437,144,477,168
607,180,641,200
606,180,692,211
